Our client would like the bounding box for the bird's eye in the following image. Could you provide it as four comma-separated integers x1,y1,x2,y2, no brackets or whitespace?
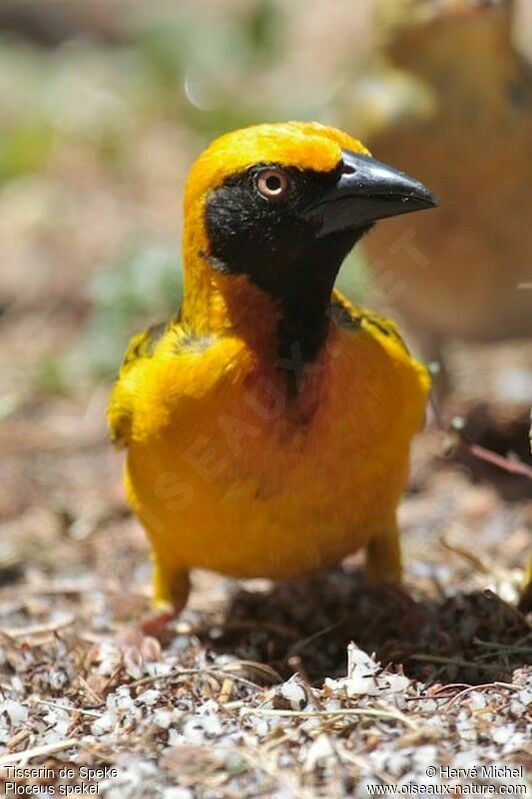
257,169,289,199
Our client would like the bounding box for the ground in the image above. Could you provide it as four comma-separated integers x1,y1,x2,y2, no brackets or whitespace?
0,432,532,799
0,322,530,796
0,3,531,796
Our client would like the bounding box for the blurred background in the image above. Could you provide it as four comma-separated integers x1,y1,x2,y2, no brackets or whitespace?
0,0,530,608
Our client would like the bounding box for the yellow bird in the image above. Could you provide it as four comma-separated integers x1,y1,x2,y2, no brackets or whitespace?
108,122,437,622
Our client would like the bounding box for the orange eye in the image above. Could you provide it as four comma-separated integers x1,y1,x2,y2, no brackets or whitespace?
257,169,289,199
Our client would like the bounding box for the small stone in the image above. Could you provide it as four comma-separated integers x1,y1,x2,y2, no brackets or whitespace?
162,789,194,799
383,674,410,693
304,734,334,772
468,692,487,711
154,709,173,730
280,677,307,710
136,689,160,706
492,725,515,745
1,700,28,725
91,711,116,736
346,672,380,697
386,752,410,776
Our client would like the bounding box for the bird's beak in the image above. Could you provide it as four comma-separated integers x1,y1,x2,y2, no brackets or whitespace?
304,149,439,237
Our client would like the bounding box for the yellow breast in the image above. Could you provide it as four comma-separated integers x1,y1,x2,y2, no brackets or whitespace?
119,317,429,581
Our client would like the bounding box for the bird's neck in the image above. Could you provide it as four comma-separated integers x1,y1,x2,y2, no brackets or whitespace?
182,225,359,370
181,254,282,358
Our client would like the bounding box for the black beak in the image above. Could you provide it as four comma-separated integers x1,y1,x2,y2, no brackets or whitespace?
304,149,439,237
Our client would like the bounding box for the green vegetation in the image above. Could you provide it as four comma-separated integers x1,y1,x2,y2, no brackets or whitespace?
0,1,374,396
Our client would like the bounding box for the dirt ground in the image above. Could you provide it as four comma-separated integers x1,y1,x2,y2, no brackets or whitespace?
0,147,530,797
0,2,531,796
0,359,531,796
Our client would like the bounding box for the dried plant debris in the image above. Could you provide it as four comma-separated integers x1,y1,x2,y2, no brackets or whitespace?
0,6,530,795
207,573,531,686
0,456,530,796
0,568,530,797
0,414,530,796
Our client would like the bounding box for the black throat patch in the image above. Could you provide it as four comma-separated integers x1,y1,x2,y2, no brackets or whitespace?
204,164,369,372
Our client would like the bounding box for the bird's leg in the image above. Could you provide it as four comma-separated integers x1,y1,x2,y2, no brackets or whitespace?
141,556,190,638
365,521,402,585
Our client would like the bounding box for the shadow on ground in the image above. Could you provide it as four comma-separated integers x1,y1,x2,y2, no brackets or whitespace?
197,568,531,685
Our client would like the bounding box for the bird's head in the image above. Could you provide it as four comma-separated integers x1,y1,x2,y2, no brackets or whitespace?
182,121,437,359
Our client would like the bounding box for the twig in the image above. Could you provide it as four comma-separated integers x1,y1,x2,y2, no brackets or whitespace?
263,725,306,752
430,683,470,694
221,700,244,711
457,441,532,481
218,678,234,704
375,700,419,732
473,636,532,654
101,663,124,694
1,738,82,765
430,395,532,480
128,666,264,692
76,674,104,706
405,683,471,701
408,654,495,671
241,706,416,728
222,660,282,684
0,615,76,640
444,682,520,709
20,584,145,599
31,697,102,719
5,729,30,751
440,535,494,575
405,684,489,702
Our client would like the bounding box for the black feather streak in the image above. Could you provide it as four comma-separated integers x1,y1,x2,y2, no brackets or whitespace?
205,164,370,372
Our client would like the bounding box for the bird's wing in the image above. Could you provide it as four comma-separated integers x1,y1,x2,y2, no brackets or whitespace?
108,314,243,449
121,320,169,368
107,316,176,448
330,289,410,356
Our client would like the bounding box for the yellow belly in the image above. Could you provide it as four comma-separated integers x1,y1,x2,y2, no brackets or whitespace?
124,324,428,581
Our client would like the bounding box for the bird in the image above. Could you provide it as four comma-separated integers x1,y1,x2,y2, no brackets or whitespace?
108,121,437,624
359,0,532,385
